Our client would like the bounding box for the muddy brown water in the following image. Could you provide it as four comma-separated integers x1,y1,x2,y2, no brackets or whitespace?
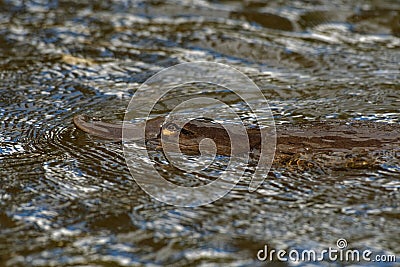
0,0,399,266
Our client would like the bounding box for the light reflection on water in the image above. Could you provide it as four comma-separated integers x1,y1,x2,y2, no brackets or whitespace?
0,0,399,266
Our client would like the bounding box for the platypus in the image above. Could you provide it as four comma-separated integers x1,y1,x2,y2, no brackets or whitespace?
73,114,400,170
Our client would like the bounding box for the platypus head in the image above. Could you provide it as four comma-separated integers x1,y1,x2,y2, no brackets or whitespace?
73,115,262,156
158,118,262,156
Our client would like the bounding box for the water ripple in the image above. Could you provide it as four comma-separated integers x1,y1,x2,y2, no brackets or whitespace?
1,0,399,265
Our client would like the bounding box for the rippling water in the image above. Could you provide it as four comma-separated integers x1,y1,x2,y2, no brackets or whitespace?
0,0,399,266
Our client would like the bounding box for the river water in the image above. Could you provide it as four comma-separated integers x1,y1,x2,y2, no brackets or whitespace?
0,0,399,266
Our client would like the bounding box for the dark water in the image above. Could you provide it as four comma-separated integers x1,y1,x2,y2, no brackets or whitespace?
0,0,399,266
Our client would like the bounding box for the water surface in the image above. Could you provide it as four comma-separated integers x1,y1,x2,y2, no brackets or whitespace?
0,0,399,266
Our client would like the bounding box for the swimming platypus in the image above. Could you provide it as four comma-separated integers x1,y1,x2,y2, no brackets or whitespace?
73,114,400,170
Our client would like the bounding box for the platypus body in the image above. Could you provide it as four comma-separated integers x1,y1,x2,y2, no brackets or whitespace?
73,115,400,170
